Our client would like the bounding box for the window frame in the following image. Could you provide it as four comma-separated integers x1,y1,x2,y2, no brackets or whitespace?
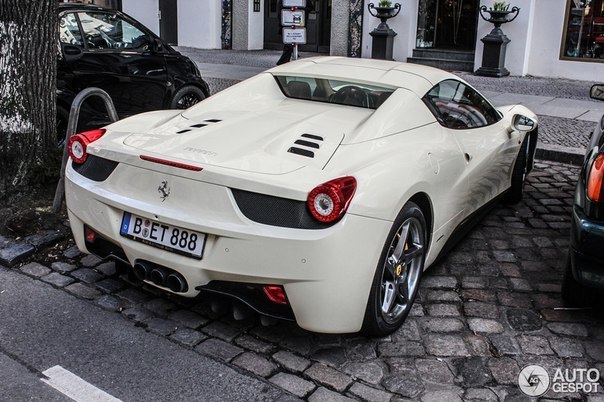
59,12,85,47
70,10,155,54
559,0,604,63
273,74,396,110
422,79,502,130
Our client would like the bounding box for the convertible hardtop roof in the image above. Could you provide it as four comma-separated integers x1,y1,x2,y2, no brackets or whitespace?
269,56,460,97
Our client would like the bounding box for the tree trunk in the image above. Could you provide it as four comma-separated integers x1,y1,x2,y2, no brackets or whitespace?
0,0,57,197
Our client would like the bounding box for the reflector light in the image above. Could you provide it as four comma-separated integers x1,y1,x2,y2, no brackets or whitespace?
68,129,106,164
307,176,357,223
140,155,203,171
84,226,96,243
587,153,604,202
263,285,287,305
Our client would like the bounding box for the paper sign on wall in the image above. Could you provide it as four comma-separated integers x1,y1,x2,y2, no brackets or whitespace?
281,10,305,27
282,27,307,44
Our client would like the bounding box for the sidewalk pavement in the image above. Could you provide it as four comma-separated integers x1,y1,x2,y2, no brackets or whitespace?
180,47,604,165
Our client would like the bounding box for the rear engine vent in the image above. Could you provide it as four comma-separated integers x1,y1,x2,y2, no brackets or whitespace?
294,139,319,149
287,147,314,158
175,119,221,134
287,133,323,158
301,133,323,141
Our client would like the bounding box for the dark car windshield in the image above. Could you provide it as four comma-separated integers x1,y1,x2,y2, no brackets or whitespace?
274,75,395,110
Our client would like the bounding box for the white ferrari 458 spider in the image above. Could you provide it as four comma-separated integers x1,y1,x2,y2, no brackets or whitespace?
65,57,538,335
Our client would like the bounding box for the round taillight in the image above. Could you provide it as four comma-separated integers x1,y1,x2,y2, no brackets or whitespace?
68,129,106,164
69,135,87,164
307,176,357,223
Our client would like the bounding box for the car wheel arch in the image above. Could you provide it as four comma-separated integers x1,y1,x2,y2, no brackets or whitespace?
408,192,434,258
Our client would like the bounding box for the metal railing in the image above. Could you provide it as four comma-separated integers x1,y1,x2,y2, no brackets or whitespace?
52,88,119,213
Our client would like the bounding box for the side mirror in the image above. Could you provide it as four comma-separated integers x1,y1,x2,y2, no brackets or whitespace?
151,37,164,53
512,114,536,132
590,84,604,101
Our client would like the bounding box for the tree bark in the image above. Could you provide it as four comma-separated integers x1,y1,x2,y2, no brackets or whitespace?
0,0,57,197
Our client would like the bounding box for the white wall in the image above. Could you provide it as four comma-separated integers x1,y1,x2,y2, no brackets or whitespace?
473,0,536,76
361,1,418,60
122,0,159,36
527,0,604,80
248,1,264,49
178,0,221,48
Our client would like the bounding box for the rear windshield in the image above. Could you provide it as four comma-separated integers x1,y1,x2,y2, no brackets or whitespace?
275,75,395,110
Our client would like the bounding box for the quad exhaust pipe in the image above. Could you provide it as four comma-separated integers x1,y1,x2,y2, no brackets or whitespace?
131,260,188,293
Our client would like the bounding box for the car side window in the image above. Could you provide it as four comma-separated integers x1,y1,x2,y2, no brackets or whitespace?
423,79,501,129
78,12,151,51
59,13,84,46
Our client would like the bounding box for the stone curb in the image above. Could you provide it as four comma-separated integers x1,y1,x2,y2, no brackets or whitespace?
535,144,585,167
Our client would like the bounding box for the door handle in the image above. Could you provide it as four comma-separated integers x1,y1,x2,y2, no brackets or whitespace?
464,153,472,162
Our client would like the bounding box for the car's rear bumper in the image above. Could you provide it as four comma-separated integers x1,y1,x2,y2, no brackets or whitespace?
570,205,604,289
65,162,391,333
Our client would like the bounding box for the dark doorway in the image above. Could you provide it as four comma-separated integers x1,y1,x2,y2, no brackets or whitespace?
159,0,178,45
264,0,331,53
416,0,478,50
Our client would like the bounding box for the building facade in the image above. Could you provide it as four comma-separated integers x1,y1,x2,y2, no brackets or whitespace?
114,0,603,80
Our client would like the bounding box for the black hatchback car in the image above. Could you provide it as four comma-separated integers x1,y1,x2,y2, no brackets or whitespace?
57,4,209,143
563,84,604,305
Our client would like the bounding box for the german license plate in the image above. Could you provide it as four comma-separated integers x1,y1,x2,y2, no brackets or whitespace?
120,212,206,259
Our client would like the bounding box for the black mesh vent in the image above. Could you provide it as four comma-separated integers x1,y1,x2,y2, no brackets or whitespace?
231,189,335,229
197,281,295,321
72,154,118,182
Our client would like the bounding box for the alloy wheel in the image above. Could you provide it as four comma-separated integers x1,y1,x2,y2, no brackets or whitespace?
379,217,424,324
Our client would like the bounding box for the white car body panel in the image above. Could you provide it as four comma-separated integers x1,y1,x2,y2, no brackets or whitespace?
65,57,538,333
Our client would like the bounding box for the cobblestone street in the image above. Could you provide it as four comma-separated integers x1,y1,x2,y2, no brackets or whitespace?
1,160,603,401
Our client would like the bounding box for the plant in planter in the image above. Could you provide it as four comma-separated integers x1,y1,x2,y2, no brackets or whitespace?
367,0,402,59
475,1,520,77
368,1,401,20
480,1,519,26
492,1,510,11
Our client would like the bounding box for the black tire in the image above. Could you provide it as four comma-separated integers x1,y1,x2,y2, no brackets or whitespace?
504,133,530,204
362,202,427,336
170,85,205,109
56,105,69,148
561,252,599,307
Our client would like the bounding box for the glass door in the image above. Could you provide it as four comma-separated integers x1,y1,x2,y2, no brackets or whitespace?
416,0,478,50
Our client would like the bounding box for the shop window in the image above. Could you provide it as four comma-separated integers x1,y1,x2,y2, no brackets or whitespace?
561,0,604,61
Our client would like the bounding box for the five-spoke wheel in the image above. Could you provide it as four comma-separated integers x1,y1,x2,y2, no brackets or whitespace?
363,201,426,336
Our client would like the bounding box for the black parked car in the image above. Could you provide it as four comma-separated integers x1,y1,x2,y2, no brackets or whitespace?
563,84,604,305
57,4,209,144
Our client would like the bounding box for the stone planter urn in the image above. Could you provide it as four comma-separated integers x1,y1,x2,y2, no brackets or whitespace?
475,5,520,77
368,2,402,60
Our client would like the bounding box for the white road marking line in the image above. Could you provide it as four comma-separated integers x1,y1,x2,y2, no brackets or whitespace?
41,365,121,402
